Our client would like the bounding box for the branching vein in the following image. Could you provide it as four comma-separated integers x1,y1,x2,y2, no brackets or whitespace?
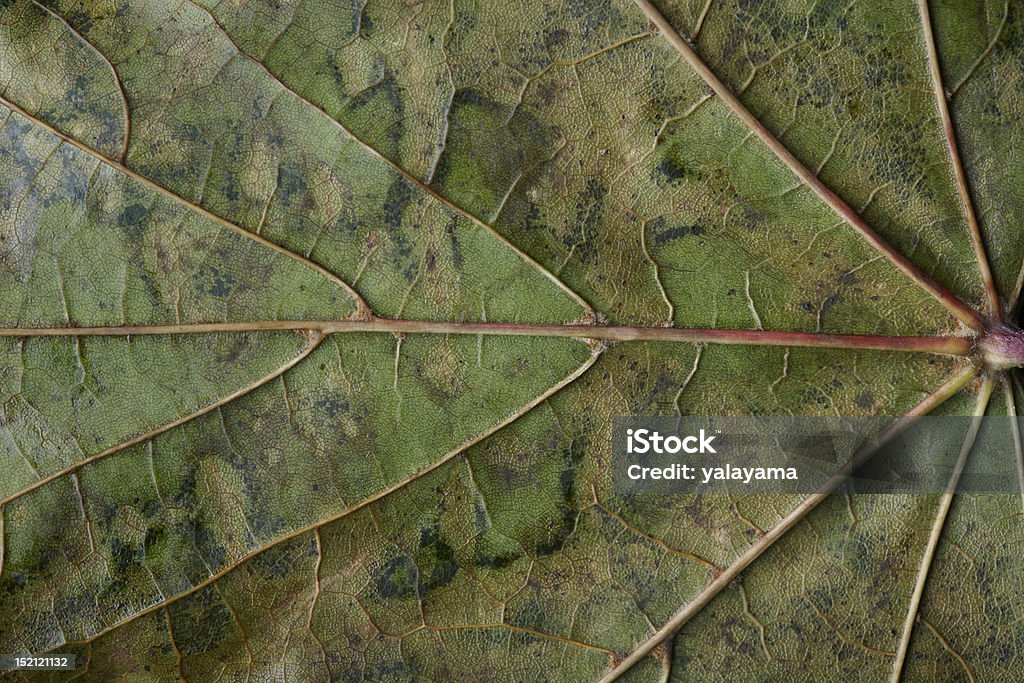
597,364,979,682
890,375,994,682
0,332,324,508
42,348,602,653
632,0,983,330
180,0,595,321
0,94,371,320
917,0,1000,319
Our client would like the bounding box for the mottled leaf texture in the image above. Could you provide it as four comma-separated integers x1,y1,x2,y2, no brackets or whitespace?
0,0,1021,681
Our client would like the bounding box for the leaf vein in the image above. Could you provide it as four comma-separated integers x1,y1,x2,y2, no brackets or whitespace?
42,347,602,653
596,364,978,682
0,95,372,320
0,331,324,508
178,0,595,321
632,0,983,330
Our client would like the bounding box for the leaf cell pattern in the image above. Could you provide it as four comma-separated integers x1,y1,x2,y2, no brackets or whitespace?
0,0,1020,680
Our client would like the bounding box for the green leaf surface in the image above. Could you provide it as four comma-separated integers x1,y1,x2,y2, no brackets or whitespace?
0,0,1019,680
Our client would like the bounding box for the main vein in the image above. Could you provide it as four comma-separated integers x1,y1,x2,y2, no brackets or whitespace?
632,0,983,331
0,318,973,355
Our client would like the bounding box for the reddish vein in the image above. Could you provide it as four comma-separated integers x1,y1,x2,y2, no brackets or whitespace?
0,318,974,356
632,0,984,331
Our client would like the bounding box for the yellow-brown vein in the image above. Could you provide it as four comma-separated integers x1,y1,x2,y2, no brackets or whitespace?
44,347,601,653
949,0,1010,97
27,0,131,162
597,364,978,682
0,331,324,509
918,0,1000,319
180,0,595,322
0,93,372,320
632,0,983,331
890,374,995,682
